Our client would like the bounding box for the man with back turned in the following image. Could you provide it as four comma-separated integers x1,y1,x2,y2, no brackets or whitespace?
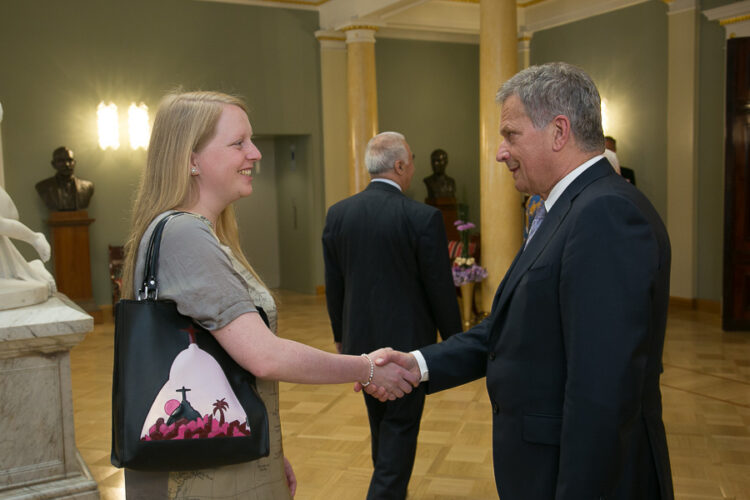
323,131,461,499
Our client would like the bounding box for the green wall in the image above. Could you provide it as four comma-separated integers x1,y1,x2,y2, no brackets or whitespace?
0,0,731,304
531,1,669,219
531,1,728,301
376,38,481,225
0,0,325,305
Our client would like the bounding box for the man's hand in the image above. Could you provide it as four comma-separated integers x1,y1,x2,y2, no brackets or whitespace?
354,348,421,401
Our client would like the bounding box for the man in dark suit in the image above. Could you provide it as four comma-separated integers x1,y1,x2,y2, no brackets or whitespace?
323,131,462,499
369,63,674,499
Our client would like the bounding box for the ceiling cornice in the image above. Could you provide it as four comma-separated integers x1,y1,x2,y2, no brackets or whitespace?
193,0,664,41
518,0,650,34
194,0,327,11
704,0,750,39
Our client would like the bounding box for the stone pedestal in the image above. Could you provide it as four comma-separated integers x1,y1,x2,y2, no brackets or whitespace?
426,197,459,241
0,293,99,499
47,211,101,323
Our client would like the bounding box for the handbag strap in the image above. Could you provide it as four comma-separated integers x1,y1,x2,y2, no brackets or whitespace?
138,211,187,300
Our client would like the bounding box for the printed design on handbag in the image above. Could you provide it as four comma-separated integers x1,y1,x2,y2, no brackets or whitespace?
140,326,250,441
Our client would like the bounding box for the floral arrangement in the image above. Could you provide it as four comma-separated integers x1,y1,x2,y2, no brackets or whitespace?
452,220,488,286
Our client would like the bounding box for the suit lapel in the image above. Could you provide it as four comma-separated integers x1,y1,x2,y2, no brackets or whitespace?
492,160,614,318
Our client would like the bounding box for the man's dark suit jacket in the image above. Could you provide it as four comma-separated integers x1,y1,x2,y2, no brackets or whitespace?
323,181,461,355
421,160,674,500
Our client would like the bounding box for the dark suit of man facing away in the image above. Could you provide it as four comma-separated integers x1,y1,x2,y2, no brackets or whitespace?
323,132,462,500
372,64,674,500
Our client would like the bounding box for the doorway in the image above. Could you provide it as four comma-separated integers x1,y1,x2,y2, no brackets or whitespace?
722,36,750,330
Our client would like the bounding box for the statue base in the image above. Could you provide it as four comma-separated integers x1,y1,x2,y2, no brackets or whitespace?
46,211,102,323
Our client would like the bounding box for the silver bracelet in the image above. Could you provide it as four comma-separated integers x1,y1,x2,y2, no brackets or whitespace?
360,353,374,387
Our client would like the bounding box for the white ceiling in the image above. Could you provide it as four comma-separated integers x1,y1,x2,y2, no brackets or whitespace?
195,0,654,43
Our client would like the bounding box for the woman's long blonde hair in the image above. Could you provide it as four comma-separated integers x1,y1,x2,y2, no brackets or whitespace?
121,90,264,298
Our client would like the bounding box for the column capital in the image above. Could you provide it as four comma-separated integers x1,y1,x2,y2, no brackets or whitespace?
704,0,750,39
517,31,533,50
315,30,346,50
342,26,379,44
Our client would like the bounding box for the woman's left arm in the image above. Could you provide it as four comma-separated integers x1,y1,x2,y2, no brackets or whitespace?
212,312,417,400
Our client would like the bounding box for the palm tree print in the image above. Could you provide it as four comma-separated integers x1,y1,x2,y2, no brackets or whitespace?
212,398,229,425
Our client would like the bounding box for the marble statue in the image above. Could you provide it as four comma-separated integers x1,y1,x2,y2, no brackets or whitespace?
0,186,56,309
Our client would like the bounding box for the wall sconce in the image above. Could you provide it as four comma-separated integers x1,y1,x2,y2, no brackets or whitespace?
128,103,150,150
97,102,120,150
97,101,150,150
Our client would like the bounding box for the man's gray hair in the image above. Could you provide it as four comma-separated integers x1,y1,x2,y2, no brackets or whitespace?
365,131,408,174
496,62,604,153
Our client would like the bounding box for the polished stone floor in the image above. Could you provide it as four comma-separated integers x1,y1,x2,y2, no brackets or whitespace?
69,291,750,499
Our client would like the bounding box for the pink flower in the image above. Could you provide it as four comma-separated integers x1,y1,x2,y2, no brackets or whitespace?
451,263,488,286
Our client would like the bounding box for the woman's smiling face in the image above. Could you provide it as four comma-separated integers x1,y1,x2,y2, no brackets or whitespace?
192,104,261,207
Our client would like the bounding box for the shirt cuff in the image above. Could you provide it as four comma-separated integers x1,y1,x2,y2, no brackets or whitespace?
410,349,429,382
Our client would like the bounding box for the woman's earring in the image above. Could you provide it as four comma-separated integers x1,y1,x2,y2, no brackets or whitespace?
191,166,198,175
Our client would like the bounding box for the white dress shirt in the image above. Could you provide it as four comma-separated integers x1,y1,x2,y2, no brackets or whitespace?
371,178,402,191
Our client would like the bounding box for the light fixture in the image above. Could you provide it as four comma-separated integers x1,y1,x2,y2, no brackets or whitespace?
97,102,119,150
128,102,149,150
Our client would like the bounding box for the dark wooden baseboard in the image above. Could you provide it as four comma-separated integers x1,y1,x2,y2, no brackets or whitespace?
669,296,721,314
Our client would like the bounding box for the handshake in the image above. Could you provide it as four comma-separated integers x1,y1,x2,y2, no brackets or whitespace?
356,348,422,402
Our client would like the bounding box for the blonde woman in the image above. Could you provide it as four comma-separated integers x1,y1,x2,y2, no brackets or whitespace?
122,91,417,499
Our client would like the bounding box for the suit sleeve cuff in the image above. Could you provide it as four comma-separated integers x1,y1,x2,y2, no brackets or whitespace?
411,349,429,382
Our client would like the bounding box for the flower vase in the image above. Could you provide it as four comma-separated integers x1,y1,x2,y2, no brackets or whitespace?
459,281,475,331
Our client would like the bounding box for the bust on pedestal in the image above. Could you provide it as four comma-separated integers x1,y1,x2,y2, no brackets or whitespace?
423,149,459,241
36,147,101,322
35,147,94,212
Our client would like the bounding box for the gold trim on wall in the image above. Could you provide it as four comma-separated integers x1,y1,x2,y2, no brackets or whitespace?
517,0,549,7
255,0,330,6
720,14,750,26
444,0,552,7
341,25,380,32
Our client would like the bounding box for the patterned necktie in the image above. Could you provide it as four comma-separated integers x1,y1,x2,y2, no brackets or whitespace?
524,203,547,249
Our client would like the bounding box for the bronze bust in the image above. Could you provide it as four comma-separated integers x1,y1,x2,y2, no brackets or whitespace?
35,147,94,211
423,149,456,200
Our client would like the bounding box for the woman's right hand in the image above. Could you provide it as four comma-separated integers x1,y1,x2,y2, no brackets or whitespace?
362,348,420,401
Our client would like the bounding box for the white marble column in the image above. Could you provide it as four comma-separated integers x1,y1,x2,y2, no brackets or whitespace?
479,0,522,312
315,30,350,209
666,0,699,301
344,26,379,195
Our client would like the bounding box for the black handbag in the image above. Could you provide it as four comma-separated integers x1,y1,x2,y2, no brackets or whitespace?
111,212,270,471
